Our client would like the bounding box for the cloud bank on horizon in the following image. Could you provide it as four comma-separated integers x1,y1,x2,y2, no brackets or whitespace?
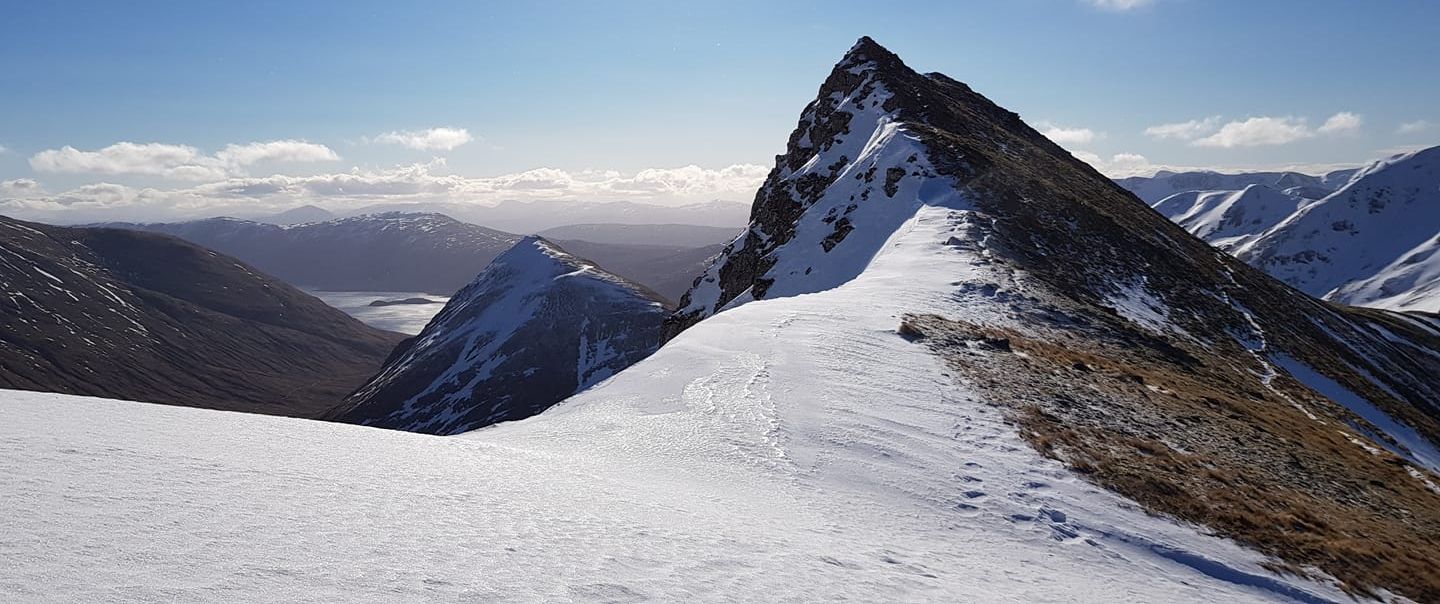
1,1,1436,220
0,157,770,223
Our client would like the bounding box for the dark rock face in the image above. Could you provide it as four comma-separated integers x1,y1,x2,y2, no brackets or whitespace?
327,237,668,435
0,216,405,416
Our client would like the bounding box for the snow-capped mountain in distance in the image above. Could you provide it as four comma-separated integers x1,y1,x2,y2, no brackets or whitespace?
1235,145,1440,312
0,216,403,416
1116,168,1356,205
345,198,751,233
1151,184,1311,250
327,236,668,435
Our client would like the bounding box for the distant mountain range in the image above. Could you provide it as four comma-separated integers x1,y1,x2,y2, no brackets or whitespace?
1136,145,1440,312
327,236,667,434
98,212,518,294
342,199,750,233
100,213,730,301
0,216,404,416
1115,168,1357,205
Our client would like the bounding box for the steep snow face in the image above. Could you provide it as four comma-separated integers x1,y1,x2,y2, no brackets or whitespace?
1235,146,1440,312
670,40,970,332
330,237,667,434
0,211,1355,602
1151,185,1310,250
1330,235,1440,311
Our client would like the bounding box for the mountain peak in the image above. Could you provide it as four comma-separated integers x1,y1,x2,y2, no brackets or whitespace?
840,36,905,72
330,231,667,434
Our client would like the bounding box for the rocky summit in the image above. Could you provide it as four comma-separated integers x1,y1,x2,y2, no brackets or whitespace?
665,36,1440,600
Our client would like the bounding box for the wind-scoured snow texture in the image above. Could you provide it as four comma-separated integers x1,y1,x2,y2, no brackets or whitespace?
0,212,1357,603
328,237,667,435
1235,146,1440,312
1151,185,1311,250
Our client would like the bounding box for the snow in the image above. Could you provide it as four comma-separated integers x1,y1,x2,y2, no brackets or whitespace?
1273,354,1440,476
1329,235,1440,312
1151,185,1310,250
1116,170,1349,205
680,70,970,321
1103,278,1177,335
1234,146,1440,312
0,206,1353,603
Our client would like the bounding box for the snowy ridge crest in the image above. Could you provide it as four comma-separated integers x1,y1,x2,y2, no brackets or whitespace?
666,38,971,336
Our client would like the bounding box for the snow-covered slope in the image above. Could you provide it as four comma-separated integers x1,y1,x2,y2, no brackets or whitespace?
1235,146,1440,312
663,37,1440,599
327,236,668,434
1151,185,1311,250
0,214,1360,601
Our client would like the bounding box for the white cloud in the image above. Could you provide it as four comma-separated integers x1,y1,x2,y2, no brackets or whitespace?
1317,111,1361,136
1,162,770,220
0,144,9,154
1193,116,1312,148
1,178,44,197
1397,120,1431,135
1072,151,1153,177
1041,124,1099,146
1188,112,1362,148
1143,116,1221,141
1085,0,1153,10
29,140,340,180
215,140,339,166
372,127,474,151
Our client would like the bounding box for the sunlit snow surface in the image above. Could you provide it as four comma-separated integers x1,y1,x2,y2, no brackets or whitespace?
0,207,1353,603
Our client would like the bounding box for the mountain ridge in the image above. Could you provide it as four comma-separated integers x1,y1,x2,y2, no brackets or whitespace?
660,36,1440,599
0,215,405,416
327,236,668,434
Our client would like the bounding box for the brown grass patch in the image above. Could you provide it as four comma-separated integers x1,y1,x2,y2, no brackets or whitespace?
903,313,1440,601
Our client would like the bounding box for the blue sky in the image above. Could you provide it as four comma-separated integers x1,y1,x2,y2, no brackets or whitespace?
1,0,1437,219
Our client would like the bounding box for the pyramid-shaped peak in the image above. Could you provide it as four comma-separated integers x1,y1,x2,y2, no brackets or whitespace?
840,36,906,70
